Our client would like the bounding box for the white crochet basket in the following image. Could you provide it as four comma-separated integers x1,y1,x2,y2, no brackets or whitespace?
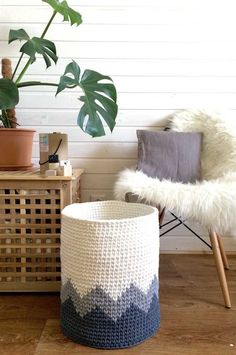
60,200,160,349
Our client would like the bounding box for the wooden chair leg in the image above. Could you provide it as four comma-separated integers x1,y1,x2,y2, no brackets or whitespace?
217,234,229,270
209,230,231,308
216,233,229,270
159,207,166,226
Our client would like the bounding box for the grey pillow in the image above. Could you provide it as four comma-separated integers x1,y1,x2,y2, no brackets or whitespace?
137,130,202,183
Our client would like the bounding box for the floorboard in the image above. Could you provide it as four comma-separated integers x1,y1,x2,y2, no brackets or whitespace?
0,255,236,355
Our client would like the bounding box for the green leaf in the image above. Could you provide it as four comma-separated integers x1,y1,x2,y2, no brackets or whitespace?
56,62,118,137
20,37,58,68
79,69,118,137
0,78,19,110
43,0,82,26
56,60,80,95
8,29,30,44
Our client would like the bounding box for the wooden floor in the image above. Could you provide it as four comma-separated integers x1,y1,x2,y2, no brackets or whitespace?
0,255,236,355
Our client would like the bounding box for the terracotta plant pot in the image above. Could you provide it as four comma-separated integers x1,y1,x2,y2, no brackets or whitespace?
0,128,35,170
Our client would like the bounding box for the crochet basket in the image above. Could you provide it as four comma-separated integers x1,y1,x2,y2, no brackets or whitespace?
60,200,160,349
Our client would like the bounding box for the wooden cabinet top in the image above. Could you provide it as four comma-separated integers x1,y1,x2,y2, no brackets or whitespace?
0,168,84,181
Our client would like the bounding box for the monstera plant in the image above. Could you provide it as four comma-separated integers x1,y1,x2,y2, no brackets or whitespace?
0,0,118,170
0,0,118,138
0,0,117,137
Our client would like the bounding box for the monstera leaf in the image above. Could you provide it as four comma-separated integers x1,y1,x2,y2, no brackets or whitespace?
56,61,80,94
0,78,19,110
43,0,82,26
57,61,118,137
20,37,58,68
78,70,118,137
8,29,30,44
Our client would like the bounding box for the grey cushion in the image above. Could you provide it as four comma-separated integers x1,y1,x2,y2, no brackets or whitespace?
137,130,202,183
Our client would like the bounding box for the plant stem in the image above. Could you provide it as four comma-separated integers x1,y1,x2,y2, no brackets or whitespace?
15,10,57,84
17,81,77,91
11,53,24,81
15,59,32,84
17,81,59,88
1,110,11,128
41,10,57,38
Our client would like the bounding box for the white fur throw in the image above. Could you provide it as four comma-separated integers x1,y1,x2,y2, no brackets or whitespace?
170,109,236,180
114,110,236,234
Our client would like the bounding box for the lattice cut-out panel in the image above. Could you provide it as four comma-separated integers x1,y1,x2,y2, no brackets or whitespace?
0,168,83,291
0,188,61,286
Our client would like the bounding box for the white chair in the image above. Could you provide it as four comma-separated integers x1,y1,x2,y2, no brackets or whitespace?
115,109,236,308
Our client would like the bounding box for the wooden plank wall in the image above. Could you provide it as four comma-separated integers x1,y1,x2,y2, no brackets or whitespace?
1,0,236,252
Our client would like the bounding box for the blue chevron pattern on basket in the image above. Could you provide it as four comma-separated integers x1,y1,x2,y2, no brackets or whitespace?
60,276,160,349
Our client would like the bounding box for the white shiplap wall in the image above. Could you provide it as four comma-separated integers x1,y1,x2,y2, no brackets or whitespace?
1,0,236,252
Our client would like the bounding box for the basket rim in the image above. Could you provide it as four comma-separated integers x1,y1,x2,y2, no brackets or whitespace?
62,200,158,223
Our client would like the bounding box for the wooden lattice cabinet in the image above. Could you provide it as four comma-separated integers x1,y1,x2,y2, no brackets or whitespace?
0,168,83,292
